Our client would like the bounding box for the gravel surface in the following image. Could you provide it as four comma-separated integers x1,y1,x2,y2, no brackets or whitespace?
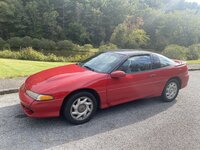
0,71,200,150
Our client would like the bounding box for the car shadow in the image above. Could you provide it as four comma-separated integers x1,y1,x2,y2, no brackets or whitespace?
0,97,176,150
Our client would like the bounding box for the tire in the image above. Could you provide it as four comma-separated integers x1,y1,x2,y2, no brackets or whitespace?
162,79,180,102
63,91,97,125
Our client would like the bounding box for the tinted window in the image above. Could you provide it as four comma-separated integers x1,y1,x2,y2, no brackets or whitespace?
157,54,176,67
152,54,161,69
119,55,152,73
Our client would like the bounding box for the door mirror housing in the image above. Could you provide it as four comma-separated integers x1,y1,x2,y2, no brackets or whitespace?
110,70,126,78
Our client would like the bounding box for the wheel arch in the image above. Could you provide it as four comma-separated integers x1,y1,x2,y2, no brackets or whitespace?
167,76,182,88
60,88,101,116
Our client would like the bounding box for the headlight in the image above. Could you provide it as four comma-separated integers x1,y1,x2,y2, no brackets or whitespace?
26,90,54,101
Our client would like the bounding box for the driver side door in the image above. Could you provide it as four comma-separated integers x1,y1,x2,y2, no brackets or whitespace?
106,55,160,106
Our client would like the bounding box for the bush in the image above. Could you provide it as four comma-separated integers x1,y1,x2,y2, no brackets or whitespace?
187,44,200,60
0,48,91,62
162,45,188,60
40,39,56,51
0,38,6,50
0,50,20,59
83,44,93,51
22,36,32,48
66,54,91,62
57,40,77,50
19,47,46,61
8,37,23,49
32,38,42,50
99,43,118,51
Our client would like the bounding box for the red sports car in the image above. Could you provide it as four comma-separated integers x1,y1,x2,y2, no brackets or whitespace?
19,50,189,124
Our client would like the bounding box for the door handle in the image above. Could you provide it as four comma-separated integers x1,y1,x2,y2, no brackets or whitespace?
149,74,156,77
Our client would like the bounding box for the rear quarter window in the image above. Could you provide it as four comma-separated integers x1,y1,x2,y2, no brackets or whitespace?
157,54,176,68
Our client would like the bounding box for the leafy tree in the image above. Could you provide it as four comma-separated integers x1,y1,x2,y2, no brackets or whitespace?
65,22,90,45
8,37,23,49
111,19,149,49
22,36,32,48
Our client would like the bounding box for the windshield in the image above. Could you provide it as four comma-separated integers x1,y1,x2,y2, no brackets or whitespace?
79,52,126,73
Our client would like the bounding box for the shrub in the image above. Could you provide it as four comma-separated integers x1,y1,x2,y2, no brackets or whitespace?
66,54,91,62
99,43,118,51
162,45,188,60
0,50,20,59
3,43,10,49
57,40,77,50
32,38,42,50
0,38,6,50
19,47,46,61
22,36,32,48
187,44,200,60
40,38,56,51
82,44,93,51
46,53,66,62
8,37,23,49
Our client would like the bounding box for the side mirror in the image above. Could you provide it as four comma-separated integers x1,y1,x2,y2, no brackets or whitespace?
110,70,126,78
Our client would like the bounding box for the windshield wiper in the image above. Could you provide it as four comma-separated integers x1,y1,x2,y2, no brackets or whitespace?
83,65,95,71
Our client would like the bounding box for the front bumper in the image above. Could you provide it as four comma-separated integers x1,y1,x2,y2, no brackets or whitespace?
19,85,62,118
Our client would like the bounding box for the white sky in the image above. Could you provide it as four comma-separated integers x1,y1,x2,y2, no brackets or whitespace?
185,0,200,4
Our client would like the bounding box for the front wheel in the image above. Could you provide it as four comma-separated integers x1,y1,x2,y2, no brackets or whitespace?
63,92,97,125
162,79,180,102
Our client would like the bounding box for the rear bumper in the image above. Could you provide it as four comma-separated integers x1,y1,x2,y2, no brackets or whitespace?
19,85,62,118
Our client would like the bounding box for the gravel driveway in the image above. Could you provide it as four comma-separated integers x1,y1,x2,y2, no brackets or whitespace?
0,71,200,150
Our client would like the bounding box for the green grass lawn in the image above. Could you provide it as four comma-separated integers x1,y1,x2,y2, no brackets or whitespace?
0,58,72,78
186,60,200,64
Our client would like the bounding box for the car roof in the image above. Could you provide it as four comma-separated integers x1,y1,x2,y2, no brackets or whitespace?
107,49,154,57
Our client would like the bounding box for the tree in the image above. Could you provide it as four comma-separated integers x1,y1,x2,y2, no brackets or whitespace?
110,18,149,49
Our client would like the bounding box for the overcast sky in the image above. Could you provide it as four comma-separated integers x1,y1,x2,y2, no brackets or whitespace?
185,0,200,4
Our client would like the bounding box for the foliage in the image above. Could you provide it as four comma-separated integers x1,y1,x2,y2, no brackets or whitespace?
187,44,200,60
22,36,32,48
82,44,93,51
32,38,42,50
99,43,118,51
8,37,23,49
1,0,200,60
0,48,91,62
65,22,90,45
0,38,6,50
110,21,149,49
40,39,56,51
143,10,200,50
162,45,188,60
57,40,77,51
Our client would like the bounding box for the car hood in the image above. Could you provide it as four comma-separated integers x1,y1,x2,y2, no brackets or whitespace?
25,64,101,93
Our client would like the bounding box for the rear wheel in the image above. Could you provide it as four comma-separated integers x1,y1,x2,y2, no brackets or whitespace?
63,91,97,124
162,79,180,102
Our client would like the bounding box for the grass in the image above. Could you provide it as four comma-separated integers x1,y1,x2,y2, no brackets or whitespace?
187,59,200,64
0,58,72,78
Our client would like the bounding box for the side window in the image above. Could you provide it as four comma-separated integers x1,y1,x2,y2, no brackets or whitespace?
119,55,152,73
158,54,176,67
152,54,161,69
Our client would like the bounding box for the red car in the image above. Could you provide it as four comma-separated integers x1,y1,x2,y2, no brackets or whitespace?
19,50,189,124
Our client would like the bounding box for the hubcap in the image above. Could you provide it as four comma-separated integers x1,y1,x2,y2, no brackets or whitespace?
70,96,93,121
165,82,178,100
